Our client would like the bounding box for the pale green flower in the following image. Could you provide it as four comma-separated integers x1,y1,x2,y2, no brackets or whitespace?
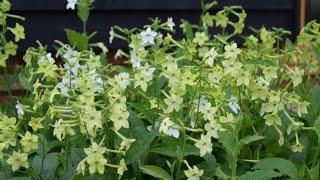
202,102,217,121
204,120,221,139
292,143,304,153
195,134,212,157
117,159,128,176
263,113,282,126
28,117,44,131
263,66,278,81
289,67,304,87
84,141,106,156
184,164,204,180
9,23,25,42
20,131,38,152
222,60,242,76
164,93,183,113
204,47,218,67
201,12,214,27
224,43,241,60
213,12,229,28
235,69,250,86
7,151,29,172
86,154,107,174
193,32,208,46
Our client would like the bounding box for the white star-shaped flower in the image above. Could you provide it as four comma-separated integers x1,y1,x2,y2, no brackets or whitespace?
140,27,157,46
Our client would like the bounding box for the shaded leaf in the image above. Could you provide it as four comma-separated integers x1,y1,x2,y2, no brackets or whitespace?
140,165,172,180
252,158,298,180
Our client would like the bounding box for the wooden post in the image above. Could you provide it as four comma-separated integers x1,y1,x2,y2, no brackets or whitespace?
300,0,306,29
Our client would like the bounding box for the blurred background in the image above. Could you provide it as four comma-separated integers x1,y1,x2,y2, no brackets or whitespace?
8,0,320,51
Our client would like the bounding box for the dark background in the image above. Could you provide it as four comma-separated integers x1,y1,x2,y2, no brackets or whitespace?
9,0,311,50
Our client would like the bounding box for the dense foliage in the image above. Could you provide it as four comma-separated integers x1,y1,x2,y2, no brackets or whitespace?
0,0,320,179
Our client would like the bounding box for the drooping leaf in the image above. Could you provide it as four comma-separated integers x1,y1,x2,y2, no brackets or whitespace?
65,29,89,51
237,135,265,150
140,165,172,180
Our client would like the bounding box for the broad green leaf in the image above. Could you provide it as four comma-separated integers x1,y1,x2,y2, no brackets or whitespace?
140,165,172,180
252,158,298,180
237,135,265,150
308,164,319,180
197,154,216,178
18,70,32,91
311,85,320,109
215,166,230,180
219,131,236,169
65,29,89,51
125,111,156,164
239,169,283,180
32,153,59,179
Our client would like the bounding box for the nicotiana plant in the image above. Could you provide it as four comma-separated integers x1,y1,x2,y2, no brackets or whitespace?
1,0,320,179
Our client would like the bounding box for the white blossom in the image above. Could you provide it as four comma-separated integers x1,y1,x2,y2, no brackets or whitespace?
166,17,175,31
66,0,77,10
15,102,24,116
140,27,157,46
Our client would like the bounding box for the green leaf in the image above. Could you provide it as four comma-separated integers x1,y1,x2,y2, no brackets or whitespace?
32,153,60,179
150,143,199,157
19,71,32,91
311,85,320,109
140,165,172,180
125,111,156,164
77,4,90,23
219,131,236,169
215,166,230,180
197,154,216,178
251,158,299,180
308,164,319,180
239,169,283,180
65,29,89,50
237,135,265,150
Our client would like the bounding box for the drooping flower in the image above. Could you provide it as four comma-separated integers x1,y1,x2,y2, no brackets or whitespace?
166,17,175,31
109,27,115,44
117,159,128,176
15,101,24,116
184,163,204,180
